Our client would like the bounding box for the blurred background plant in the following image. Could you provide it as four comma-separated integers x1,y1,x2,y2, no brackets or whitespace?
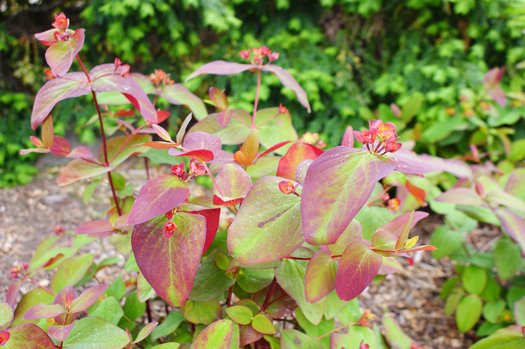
3,0,525,186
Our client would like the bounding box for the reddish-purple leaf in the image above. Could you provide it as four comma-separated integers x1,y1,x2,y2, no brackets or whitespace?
75,219,113,237
484,67,506,107
48,324,74,342
176,113,193,144
185,61,257,81
132,213,206,307
91,66,157,124
261,64,311,113
335,241,382,301
31,73,90,129
214,163,252,202
161,84,208,120
24,304,66,320
228,176,303,264
187,208,221,254
169,132,229,162
301,147,396,245
277,142,323,181
305,250,337,303
371,230,397,254
66,146,94,159
49,136,71,156
4,324,56,349
69,284,108,313
128,175,190,225
496,208,525,255
45,29,85,77
341,126,354,147
436,188,483,206
380,211,428,239
393,151,472,178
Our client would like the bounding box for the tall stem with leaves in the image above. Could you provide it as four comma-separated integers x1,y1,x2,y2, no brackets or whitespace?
76,55,122,216
251,70,262,128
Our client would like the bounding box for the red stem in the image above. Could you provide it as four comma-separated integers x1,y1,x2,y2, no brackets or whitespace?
144,157,151,180
261,277,277,311
251,70,262,128
76,55,122,216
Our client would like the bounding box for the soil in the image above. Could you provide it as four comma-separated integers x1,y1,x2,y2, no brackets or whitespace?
0,159,497,349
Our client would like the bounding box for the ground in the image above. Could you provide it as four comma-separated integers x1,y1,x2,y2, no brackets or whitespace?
0,160,485,349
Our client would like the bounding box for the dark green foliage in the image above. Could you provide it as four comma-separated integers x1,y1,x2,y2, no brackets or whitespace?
2,0,525,185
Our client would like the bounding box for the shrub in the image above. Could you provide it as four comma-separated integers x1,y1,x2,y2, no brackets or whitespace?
0,13,453,348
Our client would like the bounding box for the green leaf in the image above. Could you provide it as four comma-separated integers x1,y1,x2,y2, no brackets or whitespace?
191,319,239,349
483,300,506,324
470,327,525,349
133,321,158,343
51,254,94,292
63,317,130,349
12,288,54,326
275,259,326,325
481,276,502,302
237,268,275,293
255,108,297,152
228,176,303,264
182,300,221,325
151,311,184,341
190,252,235,302
152,344,181,349
515,297,525,326
251,314,276,335
462,265,487,295
280,329,319,349
304,250,337,303
331,325,380,349
456,294,482,333
430,225,465,259
445,290,464,316
0,302,13,328
494,239,523,280
118,291,145,330
161,84,208,120
90,297,124,325
225,306,253,325
383,313,413,349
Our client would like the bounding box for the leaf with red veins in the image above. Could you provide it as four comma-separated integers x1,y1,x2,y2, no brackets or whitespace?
192,319,238,349
213,163,252,203
496,208,525,255
3,324,56,349
484,67,506,107
48,324,74,343
228,176,304,264
31,72,90,130
75,219,113,237
327,220,362,256
305,250,337,303
132,213,206,307
128,175,190,226
261,64,311,113
69,284,108,313
379,211,428,239
185,61,257,81
161,84,208,120
45,29,85,77
301,147,396,245
335,241,382,301
277,142,323,181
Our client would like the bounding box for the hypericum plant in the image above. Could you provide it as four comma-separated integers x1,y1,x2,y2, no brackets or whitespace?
4,12,477,349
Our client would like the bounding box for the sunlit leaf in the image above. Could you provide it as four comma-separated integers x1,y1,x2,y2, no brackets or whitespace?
305,250,336,303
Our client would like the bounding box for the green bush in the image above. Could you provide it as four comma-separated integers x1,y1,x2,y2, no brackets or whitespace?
2,0,525,186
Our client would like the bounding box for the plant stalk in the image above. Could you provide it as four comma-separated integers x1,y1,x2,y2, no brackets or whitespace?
251,70,262,128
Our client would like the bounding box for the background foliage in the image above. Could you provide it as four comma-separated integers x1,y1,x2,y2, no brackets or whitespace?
2,0,525,186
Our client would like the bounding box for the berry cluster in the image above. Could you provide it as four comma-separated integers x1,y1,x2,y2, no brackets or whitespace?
149,69,174,86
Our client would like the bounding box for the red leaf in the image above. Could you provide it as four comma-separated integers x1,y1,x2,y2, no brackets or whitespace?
277,142,323,181
187,208,221,254
75,219,113,237
335,241,382,301
405,180,426,206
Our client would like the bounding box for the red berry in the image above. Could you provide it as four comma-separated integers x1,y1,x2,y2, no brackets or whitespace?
163,221,177,239
278,181,295,194
165,211,174,220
